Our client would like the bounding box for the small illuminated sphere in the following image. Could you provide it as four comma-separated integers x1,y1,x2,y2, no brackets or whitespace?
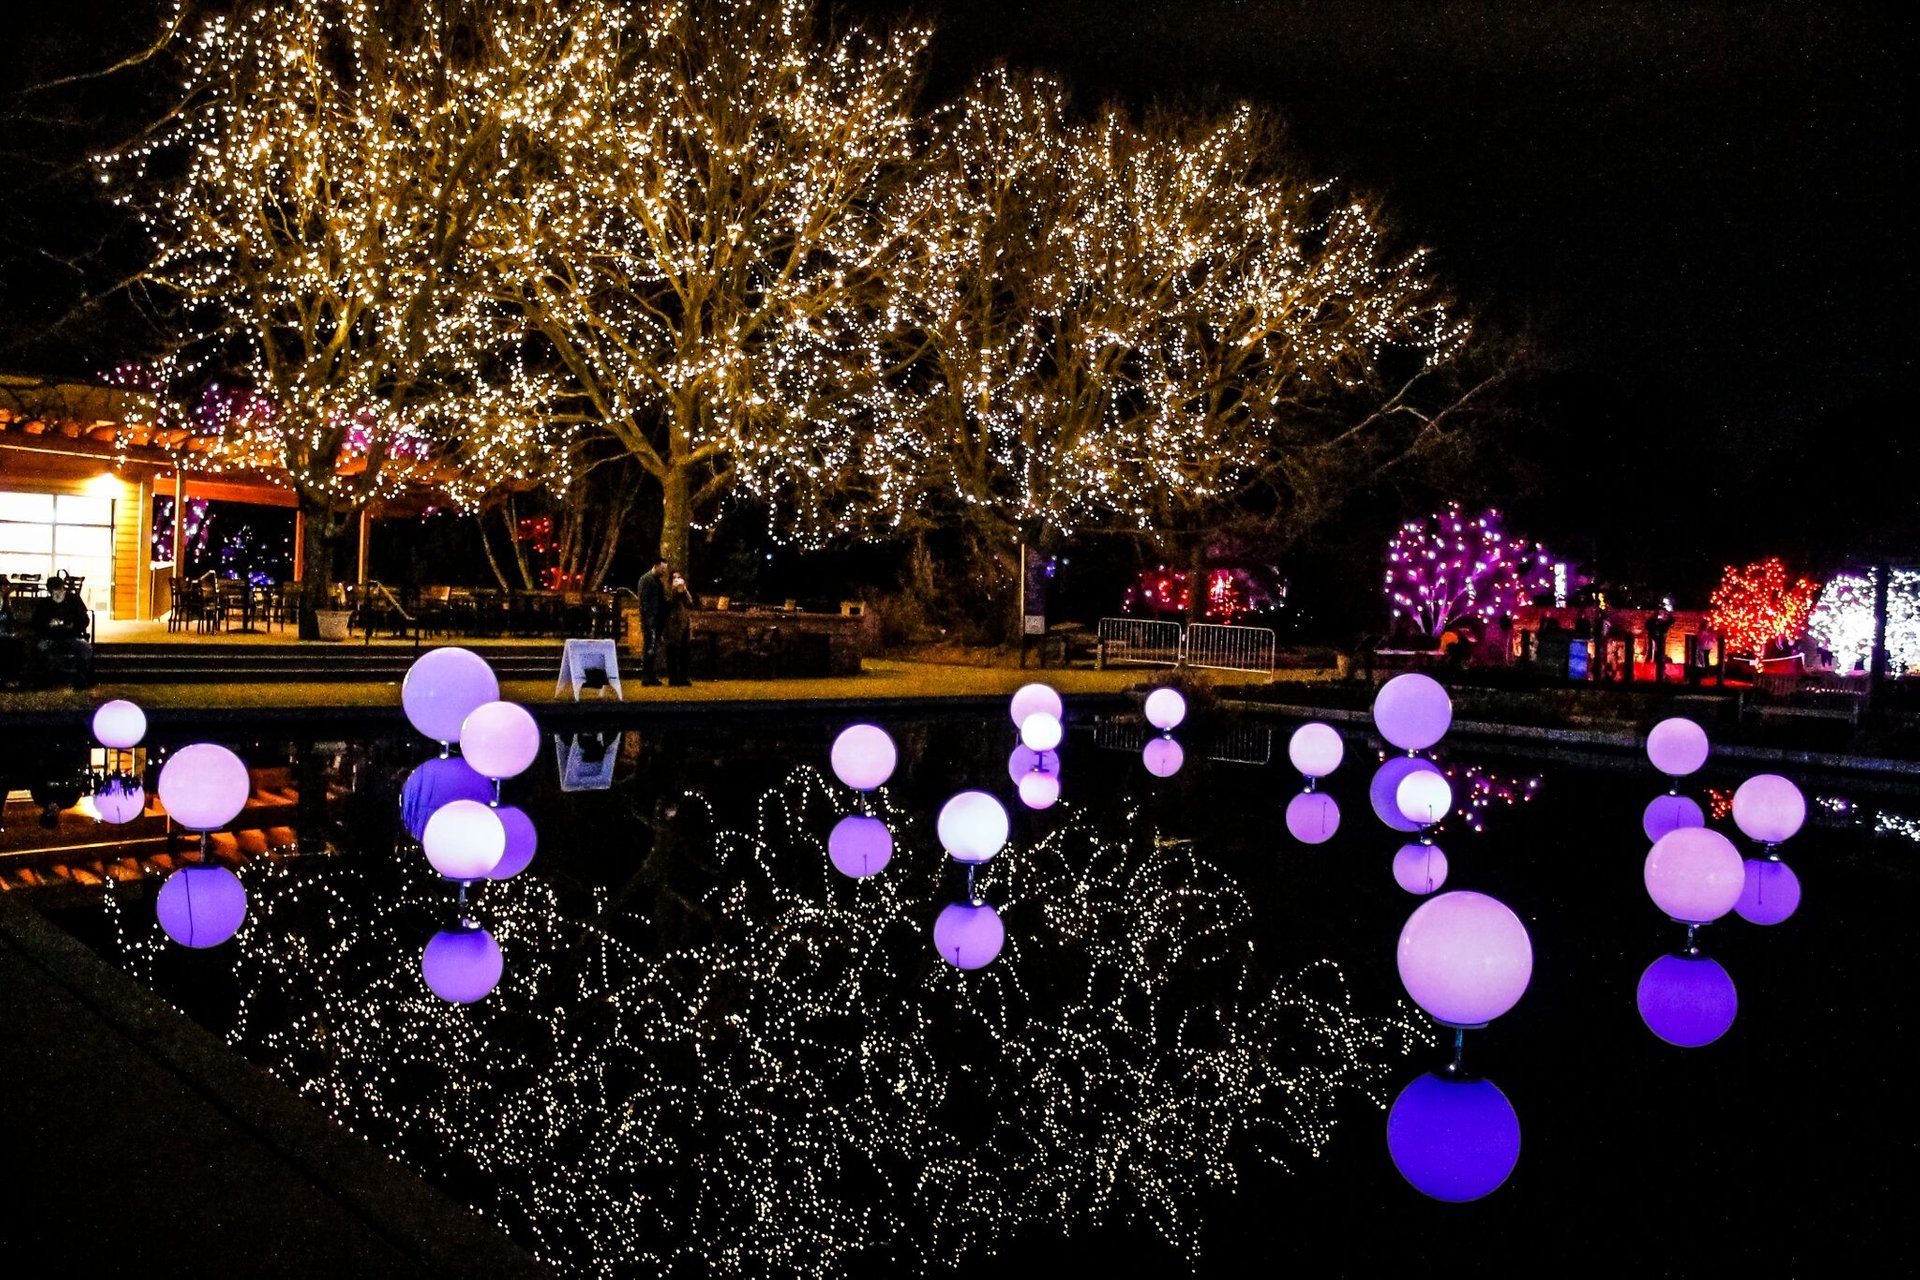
1287,722,1344,778
1386,1072,1521,1202
1396,771,1454,827
1735,858,1801,926
933,900,1005,969
1006,745,1060,784
421,799,506,881
1642,794,1706,844
1637,953,1738,1047
487,806,539,880
1142,736,1184,778
421,927,504,1003
1285,791,1340,844
1397,890,1533,1027
1732,774,1806,845
1371,756,1442,833
1393,842,1449,895
459,700,540,780
1144,687,1187,731
1373,673,1453,752
830,724,898,792
1644,827,1744,923
1020,711,1064,752
1017,769,1061,810
156,743,251,832
400,756,494,841
1009,682,1063,728
937,790,1009,864
91,699,147,750
1646,716,1710,777
94,777,147,825
402,647,500,744
155,865,247,948
828,814,893,878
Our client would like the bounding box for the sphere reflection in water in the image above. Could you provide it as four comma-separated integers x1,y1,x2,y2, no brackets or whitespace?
1386,1072,1521,1202
95,777,146,825
937,791,1009,864
828,814,893,878
1144,687,1186,731
421,799,506,881
1142,737,1184,778
1734,858,1801,925
1009,682,1063,728
401,755,494,840
92,698,147,749
830,724,897,792
1392,842,1448,895
1017,770,1060,810
422,926,504,1003
1732,773,1806,845
488,806,539,880
1370,756,1441,833
1284,791,1340,844
1373,673,1452,752
1642,794,1705,843
1636,953,1738,1047
932,900,1005,969
1396,891,1532,1027
459,700,541,780
1287,722,1343,779
157,743,251,832
1006,745,1059,784
156,865,248,948
402,646,499,744
1646,716,1709,777
1644,828,1744,923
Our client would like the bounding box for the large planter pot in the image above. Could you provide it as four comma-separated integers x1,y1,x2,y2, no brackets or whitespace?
314,609,352,642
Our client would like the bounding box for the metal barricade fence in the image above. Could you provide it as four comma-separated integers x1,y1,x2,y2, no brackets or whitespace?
1096,617,1183,667
1183,623,1277,674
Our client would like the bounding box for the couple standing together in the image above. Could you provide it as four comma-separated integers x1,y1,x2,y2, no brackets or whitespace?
638,557,693,687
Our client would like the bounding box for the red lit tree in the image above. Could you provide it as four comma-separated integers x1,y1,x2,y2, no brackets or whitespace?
1708,558,1820,658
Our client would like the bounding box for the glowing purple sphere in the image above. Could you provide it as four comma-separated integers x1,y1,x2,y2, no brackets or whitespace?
1644,827,1744,924
400,755,495,841
421,799,506,881
459,700,540,780
830,724,898,792
937,790,1009,864
1646,717,1710,777
156,743,252,832
94,777,147,825
1144,687,1187,731
1735,858,1801,925
91,699,147,750
1019,711,1064,752
155,865,248,948
488,805,539,880
828,814,893,878
933,900,1006,969
1386,1072,1521,1202
1636,953,1738,1047
402,647,500,744
1396,770,1454,827
1396,890,1533,1027
1373,673,1452,752
1642,794,1706,844
1142,737,1184,778
1285,791,1340,844
422,927,504,1003
1393,842,1449,895
1006,745,1059,784
1009,682,1063,728
1371,756,1442,833
1732,774,1806,845
1287,722,1344,778
1017,770,1060,810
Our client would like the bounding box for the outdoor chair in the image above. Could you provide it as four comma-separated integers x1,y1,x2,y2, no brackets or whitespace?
416,585,453,637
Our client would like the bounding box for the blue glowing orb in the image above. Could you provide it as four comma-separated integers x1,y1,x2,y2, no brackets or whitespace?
400,755,495,841
422,927,504,1003
1637,953,1738,1048
1386,1071,1522,1202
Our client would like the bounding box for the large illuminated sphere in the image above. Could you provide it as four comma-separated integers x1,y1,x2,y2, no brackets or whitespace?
937,790,1009,864
1009,682,1063,728
1393,842,1449,895
91,699,147,750
1735,858,1801,926
830,724,898,792
400,756,495,841
1373,673,1452,752
1637,953,1738,1047
421,799,506,881
155,865,247,948
95,777,147,825
1642,794,1706,844
1287,722,1344,778
1644,827,1744,923
1019,711,1064,752
1371,756,1442,833
1006,745,1060,784
422,927,504,1003
1144,687,1187,731
1285,791,1340,844
1017,770,1061,810
1396,771,1454,827
1646,717,1710,777
828,814,893,878
402,647,500,744
157,743,251,832
933,900,1005,969
488,806,539,880
1732,774,1806,845
1396,891,1533,1027
1387,1072,1521,1202
459,700,540,780
1142,737,1185,778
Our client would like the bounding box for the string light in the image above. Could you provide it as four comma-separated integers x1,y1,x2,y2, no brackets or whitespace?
1383,503,1555,634
1706,557,1820,659
1805,569,1920,674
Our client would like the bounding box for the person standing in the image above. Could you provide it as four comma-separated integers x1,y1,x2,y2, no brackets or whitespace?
638,556,669,686
663,569,695,687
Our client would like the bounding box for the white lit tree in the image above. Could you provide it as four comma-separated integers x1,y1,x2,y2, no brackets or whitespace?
1806,569,1920,674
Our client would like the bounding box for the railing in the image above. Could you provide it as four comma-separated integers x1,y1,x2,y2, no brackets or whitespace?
1183,623,1277,674
1096,617,1183,666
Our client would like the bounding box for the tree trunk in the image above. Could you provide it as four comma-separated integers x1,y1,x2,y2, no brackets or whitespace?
660,463,692,577
1185,540,1207,625
297,504,346,639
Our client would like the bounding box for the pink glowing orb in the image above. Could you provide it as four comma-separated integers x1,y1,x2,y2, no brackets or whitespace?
1735,858,1801,925
459,700,540,780
1142,737,1184,778
1732,774,1806,845
1144,688,1187,731
1644,827,1744,923
1371,756,1442,832
829,814,894,877
95,778,147,825
156,743,251,832
1287,722,1344,778
1637,953,1738,1047
1017,769,1061,810
937,790,1009,864
403,647,500,744
1393,842,1449,895
487,806,539,880
1646,717,1710,777
422,927,504,1003
1642,794,1706,843
1396,770,1454,827
155,865,247,948
933,900,1005,969
830,724,898,792
1009,682,1063,728
1373,673,1452,752
1006,745,1060,784
1285,791,1341,844
1020,711,1064,752
1396,890,1533,1027
91,699,147,750
421,799,506,881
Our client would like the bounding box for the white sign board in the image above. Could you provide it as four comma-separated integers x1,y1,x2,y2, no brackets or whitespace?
555,638,622,700
555,733,617,791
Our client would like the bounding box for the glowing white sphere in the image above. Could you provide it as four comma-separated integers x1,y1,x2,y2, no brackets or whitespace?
1142,737,1185,778
830,724,898,792
156,744,251,832
421,799,506,881
95,778,147,825
1646,717,1710,777
1393,842,1449,895
459,701,540,780
1144,687,1187,731
937,790,1010,864
1017,769,1060,810
155,865,247,948
1009,682,1063,728
1371,756,1442,833
1396,771,1454,827
1373,673,1453,752
422,927,503,1003
402,647,500,744
1285,791,1340,844
91,699,147,750
1644,827,1744,923
1287,722,1344,778
1732,774,1806,845
1396,890,1533,1027
1019,712,1064,752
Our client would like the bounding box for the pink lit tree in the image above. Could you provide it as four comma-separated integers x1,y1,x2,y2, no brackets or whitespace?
1383,503,1556,636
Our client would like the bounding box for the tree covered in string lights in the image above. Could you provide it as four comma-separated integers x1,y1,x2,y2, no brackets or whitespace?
1382,503,1555,637
1707,557,1820,658
1805,568,1920,673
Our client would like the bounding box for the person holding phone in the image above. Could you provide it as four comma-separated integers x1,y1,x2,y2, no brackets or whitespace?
663,570,695,687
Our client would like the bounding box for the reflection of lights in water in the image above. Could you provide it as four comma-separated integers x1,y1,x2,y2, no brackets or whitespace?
100,766,1428,1274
